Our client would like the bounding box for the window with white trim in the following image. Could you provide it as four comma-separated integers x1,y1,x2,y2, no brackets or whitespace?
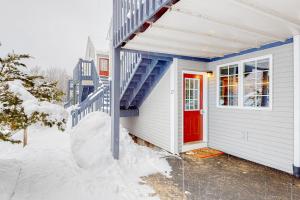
185,78,200,111
217,55,272,109
243,58,270,108
218,64,239,106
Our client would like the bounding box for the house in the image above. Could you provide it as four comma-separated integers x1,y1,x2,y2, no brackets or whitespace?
65,38,110,107
71,0,300,178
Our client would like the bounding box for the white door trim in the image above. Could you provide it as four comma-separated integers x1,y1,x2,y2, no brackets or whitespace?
181,70,208,152
170,59,179,154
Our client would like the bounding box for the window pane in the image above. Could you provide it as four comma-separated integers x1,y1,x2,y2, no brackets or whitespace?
229,75,238,86
257,58,269,71
220,77,228,87
229,86,238,96
229,97,238,106
190,79,194,88
244,84,256,97
185,100,189,110
185,89,189,100
185,79,189,90
243,72,255,85
220,67,228,76
229,64,238,75
256,71,269,84
220,86,228,97
244,96,256,107
256,83,269,95
195,80,199,89
244,61,256,73
194,100,199,109
220,97,228,106
190,90,194,100
194,90,199,100
256,96,269,107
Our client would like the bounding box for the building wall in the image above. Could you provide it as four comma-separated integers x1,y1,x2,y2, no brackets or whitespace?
121,65,173,152
207,44,294,173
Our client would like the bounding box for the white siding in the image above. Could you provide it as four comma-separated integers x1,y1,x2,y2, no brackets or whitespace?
207,44,294,173
176,59,209,152
121,66,172,152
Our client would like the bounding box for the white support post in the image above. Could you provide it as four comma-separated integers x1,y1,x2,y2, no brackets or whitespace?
294,35,300,177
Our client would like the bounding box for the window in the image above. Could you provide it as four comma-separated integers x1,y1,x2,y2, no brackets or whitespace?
243,58,270,108
217,55,272,109
219,64,239,106
99,58,109,72
82,62,91,76
185,78,200,110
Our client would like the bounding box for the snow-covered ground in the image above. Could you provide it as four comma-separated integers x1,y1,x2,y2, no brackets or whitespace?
0,112,171,200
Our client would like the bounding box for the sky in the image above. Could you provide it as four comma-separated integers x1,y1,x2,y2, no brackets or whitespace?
0,0,112,75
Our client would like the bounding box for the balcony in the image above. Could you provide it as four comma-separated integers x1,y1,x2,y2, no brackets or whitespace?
113,0,179,47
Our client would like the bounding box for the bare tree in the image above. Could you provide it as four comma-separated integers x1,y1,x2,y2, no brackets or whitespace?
29,66,71,102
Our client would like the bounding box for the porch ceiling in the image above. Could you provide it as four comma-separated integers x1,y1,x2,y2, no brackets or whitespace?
124,0,300,59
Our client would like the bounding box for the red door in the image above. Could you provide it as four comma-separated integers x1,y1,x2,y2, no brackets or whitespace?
99,58,109,77
183,73,203,143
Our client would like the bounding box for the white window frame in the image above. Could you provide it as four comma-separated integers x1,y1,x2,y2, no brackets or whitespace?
184,77,200,111
216,54,273,110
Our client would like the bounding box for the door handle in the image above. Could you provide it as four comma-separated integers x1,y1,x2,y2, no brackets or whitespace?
200,109,205,115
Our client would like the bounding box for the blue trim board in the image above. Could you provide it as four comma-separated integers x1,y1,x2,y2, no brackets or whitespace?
122,48,211,62
211,38,293,62
124,37,293,63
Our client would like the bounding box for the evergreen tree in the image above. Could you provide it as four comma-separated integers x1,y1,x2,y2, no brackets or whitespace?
0,53,67,146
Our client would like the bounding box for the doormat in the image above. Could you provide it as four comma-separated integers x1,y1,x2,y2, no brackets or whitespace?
185,148,224,159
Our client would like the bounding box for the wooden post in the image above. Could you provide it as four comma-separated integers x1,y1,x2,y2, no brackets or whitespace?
23,127,28,147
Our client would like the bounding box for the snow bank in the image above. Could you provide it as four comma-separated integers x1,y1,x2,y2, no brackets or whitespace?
0,159,21,200
71,112,172,199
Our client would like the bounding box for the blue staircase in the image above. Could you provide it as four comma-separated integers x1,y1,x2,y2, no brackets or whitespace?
69,51,172,127
65,59,100,108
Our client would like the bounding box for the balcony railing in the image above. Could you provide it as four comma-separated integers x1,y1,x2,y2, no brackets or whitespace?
73,59,99,87
113,0,173,47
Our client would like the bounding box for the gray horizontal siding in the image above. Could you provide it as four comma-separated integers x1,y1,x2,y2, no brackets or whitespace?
207,44,294,173
121,67,172,152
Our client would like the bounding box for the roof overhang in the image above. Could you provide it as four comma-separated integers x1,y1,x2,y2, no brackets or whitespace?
123,0,300,60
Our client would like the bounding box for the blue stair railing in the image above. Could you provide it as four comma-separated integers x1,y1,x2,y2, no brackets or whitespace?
71,82,111,127
120,51,142,96
70,50,172,127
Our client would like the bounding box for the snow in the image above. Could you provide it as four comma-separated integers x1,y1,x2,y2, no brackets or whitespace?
0,111,171,200
7,80,68,123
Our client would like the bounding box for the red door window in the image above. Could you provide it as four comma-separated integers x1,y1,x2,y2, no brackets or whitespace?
183,73,203,143
99,58,109,77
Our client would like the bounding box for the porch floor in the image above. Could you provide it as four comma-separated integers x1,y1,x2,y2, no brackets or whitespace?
143,153,300,200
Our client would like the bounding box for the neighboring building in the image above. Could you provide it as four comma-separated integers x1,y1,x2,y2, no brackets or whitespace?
65,38,110,107
85,37,110,79
71,0,300,178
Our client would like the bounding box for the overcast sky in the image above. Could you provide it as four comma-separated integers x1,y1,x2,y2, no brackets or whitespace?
0,0,112,75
